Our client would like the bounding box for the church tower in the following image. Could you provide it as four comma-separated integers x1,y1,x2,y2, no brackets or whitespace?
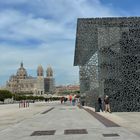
46,66,53,77
37,65,44,77
36,65,44,95
44,66,55,94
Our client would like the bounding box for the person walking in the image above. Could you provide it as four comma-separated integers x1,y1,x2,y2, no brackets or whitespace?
60,97,64,104
72,95,76,106
104,95,111,113
69,95,72,103
98,96,103,112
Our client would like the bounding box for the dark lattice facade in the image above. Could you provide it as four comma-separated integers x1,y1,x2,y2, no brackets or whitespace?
74,17,140,112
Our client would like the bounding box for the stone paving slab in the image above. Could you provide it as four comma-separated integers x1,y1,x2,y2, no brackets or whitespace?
0,102,140,140
84,106,140,138
0,102,51,131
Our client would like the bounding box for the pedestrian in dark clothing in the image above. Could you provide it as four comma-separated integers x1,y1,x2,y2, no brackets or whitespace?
64,97,67,103
61,97,64,104
98,96,103,112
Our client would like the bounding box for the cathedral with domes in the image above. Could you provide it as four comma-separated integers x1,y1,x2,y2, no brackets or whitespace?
6,62,55,95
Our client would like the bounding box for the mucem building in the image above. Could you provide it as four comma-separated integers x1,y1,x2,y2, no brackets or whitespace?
74,17,140,112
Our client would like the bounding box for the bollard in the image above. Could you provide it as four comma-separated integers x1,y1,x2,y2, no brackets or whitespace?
23,100,25,108
19,100,29,108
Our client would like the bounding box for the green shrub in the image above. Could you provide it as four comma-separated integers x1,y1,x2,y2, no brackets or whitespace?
0,90,12,102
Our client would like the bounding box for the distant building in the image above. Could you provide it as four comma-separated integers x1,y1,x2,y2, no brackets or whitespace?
6,62,55,95
55,85,80,94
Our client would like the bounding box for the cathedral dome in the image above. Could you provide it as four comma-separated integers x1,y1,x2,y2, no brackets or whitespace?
16,62,27,79
46,66,53,77
37,65,44,76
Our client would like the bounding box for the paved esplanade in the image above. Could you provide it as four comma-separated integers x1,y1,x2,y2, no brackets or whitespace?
0,102,140,140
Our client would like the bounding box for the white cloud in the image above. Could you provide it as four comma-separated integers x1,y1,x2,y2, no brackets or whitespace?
0,0,119,86
0,9,74,43
27,0,118,23
0,0,118,43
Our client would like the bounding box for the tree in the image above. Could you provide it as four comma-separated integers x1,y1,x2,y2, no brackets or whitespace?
37,96,45,101
0,90,12,103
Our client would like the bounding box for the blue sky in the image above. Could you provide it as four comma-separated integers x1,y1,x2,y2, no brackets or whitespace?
0,0,140,86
